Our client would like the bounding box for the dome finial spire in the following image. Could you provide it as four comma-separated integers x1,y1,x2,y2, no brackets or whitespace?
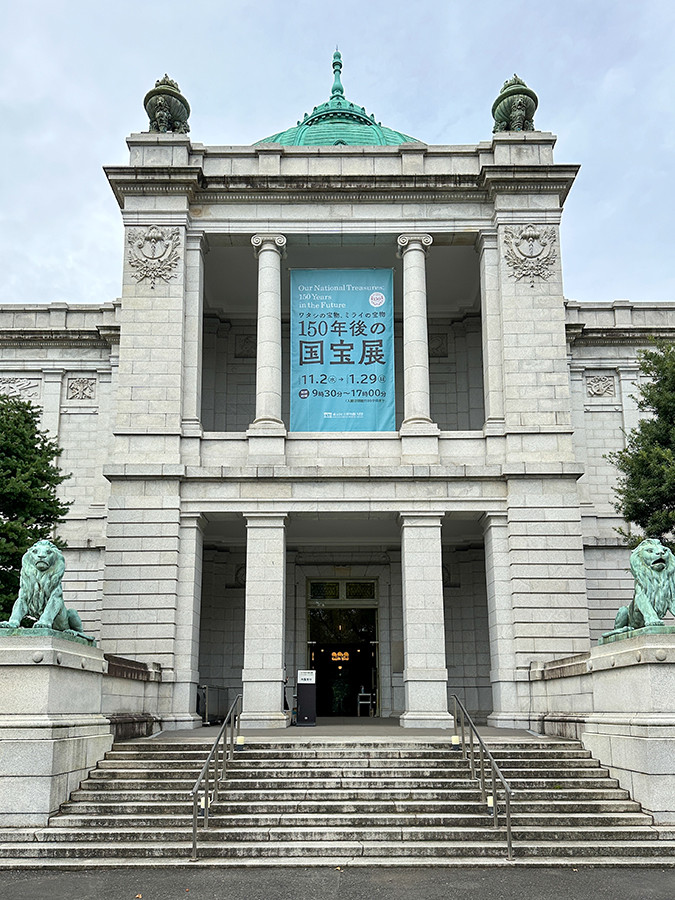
331,48,344,98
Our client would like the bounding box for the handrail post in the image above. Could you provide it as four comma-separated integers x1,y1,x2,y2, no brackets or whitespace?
479,743,486,801
505,792,513,859
469,731,475,779
191,793,199,860
204,763,210,828
491,766,498,828
460,708,466,759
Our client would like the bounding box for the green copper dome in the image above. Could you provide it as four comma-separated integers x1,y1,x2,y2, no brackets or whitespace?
256,51,419,147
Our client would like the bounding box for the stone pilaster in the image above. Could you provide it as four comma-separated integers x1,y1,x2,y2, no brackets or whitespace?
477,231,505,435
481,512,520,727
240,513,288,728
247,235,286,459
181,233,208,457
170,512,204,729
399,512,452,729
40,369,64,440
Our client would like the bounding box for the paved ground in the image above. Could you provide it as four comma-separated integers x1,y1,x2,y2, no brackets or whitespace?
0,865,673,900
146,717,566,744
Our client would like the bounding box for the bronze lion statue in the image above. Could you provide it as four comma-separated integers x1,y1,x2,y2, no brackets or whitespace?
0,540,88,636
613,538,675,631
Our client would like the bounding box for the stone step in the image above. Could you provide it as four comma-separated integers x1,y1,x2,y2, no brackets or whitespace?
61,790,637,812
1,839,672,860
50,811,653,829
106,744,587,760
77,775,617,794
33,825,660,844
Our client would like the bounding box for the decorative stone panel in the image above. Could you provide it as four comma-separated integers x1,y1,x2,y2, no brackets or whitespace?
0,376,41,401
67,377,97,402
586,373,616,398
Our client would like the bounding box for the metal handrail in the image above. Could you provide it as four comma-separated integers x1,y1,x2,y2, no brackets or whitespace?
190,693,242,860
451,694,513,860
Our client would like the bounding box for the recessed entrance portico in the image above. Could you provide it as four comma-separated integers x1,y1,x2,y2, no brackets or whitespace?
197,511,494,730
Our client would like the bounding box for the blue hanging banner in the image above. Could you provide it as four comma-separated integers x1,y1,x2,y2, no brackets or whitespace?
290,269,395,432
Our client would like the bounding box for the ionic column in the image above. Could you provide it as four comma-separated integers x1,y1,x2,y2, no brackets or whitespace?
240,513,288,728
399,512,453,728
248,234,286,433
397,234,437,434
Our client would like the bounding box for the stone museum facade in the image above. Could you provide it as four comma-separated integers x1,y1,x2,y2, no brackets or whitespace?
2,60,674,734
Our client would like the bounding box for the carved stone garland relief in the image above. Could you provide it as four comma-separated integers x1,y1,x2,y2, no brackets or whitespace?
0,376,41,400
503,224,557,285
127,226,181,289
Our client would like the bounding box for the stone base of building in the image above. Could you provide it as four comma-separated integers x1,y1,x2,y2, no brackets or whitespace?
238,711,289,729
0,635,113,827
530,631,675,824
399,712,454,729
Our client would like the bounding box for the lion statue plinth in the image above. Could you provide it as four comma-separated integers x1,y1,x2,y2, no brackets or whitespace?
612,538,675,633
0,540,92,639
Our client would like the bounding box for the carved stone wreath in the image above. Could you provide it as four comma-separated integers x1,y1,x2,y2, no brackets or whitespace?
67,377,96,401
586,374,616,398
503,224,557,285
127,226,181,289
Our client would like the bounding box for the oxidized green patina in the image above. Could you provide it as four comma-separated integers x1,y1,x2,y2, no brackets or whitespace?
144,75,190,134
0,540,95,644
492,74,538,133
256,51,419,147
600,538,675,643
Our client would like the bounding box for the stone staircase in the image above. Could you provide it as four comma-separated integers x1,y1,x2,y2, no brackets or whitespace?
2,738,674,866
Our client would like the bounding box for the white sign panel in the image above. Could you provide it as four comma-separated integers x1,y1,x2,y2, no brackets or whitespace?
297,669,316,684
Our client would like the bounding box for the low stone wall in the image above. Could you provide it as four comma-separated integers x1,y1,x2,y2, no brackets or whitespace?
529,631,675,825
102,653,162,740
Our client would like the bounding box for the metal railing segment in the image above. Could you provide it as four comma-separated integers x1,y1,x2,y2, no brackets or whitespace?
190,693,242,860
451,694,513,860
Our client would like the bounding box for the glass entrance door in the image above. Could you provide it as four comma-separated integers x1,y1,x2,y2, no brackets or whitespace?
307,581,378,717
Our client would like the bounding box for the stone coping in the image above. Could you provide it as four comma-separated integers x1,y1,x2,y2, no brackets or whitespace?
0,626,96,647
599,624,675,645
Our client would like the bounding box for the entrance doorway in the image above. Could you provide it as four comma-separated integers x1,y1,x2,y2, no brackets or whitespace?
307,580,378,717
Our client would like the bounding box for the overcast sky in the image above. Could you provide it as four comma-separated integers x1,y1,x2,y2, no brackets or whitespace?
1,0,674,306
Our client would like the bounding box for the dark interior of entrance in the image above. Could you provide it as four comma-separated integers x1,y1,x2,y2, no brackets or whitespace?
308,607,377,717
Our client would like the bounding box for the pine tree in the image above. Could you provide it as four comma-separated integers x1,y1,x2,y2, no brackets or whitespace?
607,342,675,544
0,395,71,618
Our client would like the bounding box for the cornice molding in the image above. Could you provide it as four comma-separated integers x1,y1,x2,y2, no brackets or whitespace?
566,324,675,346
0,328,118,349
105,166,205,209
479,164,580,205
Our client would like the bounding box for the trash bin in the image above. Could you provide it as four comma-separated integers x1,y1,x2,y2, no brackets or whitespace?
296,669,316,726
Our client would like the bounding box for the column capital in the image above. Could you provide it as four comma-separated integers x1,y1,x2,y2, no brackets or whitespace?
399,511,444,529
243,512,288,529
251,234,287,258
397,233,433,257
476,230,498,254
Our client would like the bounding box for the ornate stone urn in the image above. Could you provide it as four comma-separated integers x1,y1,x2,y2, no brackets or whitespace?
492,75,538,133
144,75,190,134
